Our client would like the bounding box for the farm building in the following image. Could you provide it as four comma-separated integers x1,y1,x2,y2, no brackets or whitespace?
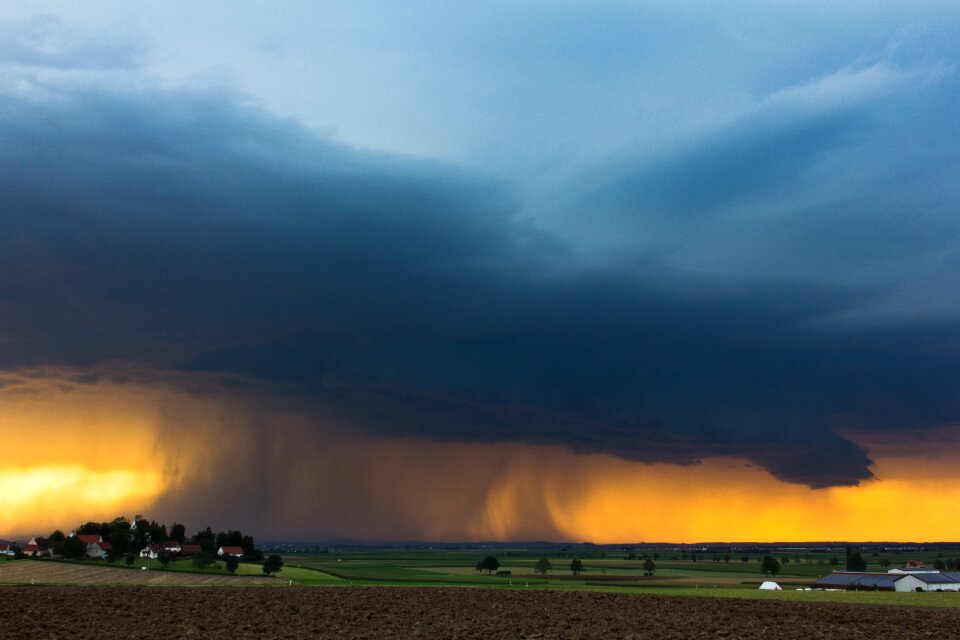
85,541,111,559
218,546,244,558
70,533,112,559
814,568,960,592
140,544,163,559
0,541,15,556
22,537,51,557
74,534,102,545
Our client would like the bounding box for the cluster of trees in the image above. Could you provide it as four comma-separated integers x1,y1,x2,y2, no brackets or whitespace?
761,555,781,576
31,516,263,569
475,556,500,574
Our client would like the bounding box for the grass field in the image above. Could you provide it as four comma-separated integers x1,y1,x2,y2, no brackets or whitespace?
270,547,960,608
5,546,960,609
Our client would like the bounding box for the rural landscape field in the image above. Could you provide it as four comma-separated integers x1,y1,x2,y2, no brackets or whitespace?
4,0,960,638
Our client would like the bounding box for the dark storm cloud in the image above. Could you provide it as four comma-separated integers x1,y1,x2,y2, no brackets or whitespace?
2,84,959,488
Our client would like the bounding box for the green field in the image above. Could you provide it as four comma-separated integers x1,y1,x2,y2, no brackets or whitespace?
9,546,960,608
269,547,960,607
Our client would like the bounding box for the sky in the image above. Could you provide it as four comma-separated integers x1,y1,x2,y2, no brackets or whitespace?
1,1,959,542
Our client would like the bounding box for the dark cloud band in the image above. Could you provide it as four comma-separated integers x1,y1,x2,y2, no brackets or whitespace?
1,85,958,488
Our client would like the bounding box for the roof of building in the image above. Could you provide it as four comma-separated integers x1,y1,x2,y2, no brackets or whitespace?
911,572,960,585
179,544,202,554
813,572,904,590
815,570,960,589
96,541,112,551
76,534,101,545
220,546,244,554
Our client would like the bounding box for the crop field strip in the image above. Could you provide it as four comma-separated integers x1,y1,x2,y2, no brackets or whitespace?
5,586,960,640
0,560,284,586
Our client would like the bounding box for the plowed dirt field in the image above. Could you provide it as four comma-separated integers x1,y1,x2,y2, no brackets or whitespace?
4,586,960,639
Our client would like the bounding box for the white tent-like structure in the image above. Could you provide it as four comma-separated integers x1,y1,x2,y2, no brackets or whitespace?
759,581,782,590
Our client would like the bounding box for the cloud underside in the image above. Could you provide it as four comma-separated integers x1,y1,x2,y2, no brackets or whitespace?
1,83,959,489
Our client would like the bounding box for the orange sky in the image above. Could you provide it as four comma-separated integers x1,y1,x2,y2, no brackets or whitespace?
2,370,958,542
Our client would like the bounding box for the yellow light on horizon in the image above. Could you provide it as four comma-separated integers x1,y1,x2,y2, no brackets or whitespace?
3,368,960,543
0,465,166,536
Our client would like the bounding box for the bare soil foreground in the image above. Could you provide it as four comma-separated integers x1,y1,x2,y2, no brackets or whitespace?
0,561,282,586
5,586,960,640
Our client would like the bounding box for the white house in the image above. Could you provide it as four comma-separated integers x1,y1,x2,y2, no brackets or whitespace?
86,541,112,560
139,544,162,559
0,541,15,556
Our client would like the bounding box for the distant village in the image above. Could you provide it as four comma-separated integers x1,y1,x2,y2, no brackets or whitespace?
0,514,263,569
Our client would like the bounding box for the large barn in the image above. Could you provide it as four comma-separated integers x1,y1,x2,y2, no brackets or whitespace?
814,567,960,592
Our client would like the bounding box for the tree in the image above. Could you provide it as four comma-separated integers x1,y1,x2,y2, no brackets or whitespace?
262,554,284,576
879,558,890,568
781,556,790,565
934,559,947,571
76,522,102,535
192,551,217,570
534,558,551,576
107,520,132,555
741,555,750,563
148,521,168,544
106,546,122,563
157,552,172,568
169,523,186,542
125,553,137,566
475,560,484,573
193,527,215,545
481,555,500,574
829,557,840,566
59,536,86,560
643,559,656,576
225,555,240,574
846,553,867,572
761,556,780,577
570,558,583,576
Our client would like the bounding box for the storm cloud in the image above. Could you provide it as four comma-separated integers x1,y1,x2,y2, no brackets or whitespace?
1,4,959,494
2,81,958,489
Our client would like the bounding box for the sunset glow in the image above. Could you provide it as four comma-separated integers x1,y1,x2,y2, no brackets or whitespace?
2,372,958,542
